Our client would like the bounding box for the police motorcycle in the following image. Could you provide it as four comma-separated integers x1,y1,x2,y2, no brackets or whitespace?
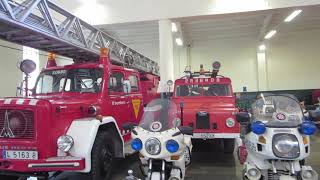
123,98,193,180
236,94,319,180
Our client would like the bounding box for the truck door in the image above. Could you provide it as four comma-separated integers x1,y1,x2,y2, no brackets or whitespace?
108,71,131,130
127,73,143,124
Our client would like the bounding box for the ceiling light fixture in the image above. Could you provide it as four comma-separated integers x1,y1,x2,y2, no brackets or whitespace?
175,38,183,46
172,23,177,32
284,10,302,22
264,30,277,39
259,44,266,51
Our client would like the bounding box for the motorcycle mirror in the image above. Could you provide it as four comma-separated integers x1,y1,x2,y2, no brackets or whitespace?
309,110,320,120
236,112,250,124
122,122,137,131
178,126,193,136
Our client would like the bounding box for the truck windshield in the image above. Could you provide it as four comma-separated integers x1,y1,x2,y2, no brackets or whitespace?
35,68,103,94
176,84,230,97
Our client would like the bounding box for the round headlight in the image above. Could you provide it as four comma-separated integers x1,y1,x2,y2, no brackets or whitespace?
273,134,299,159
57,135,74,152
131,138,143,151
251,121,266,135
145,138,161,155
166,140,179,153
300,121,317,135
226,118,235,128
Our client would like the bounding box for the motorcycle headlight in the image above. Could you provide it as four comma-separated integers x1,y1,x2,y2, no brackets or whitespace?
145,138,161,155
272,134,300,159
226,118,235,128
131,138,143,151
57,135,74,152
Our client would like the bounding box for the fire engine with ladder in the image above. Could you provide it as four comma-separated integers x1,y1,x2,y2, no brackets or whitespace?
0,0,160,179
172,62,240,153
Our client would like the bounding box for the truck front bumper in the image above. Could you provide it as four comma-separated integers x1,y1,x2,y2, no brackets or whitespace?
0,156,85,173
193,133,239,139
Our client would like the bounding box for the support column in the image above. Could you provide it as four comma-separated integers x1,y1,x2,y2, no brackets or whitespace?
257,52,268,91
158,19,174,92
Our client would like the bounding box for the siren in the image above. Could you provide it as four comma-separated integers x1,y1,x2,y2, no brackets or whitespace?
211,61,221,78
46,52,57,68
199,64,205,75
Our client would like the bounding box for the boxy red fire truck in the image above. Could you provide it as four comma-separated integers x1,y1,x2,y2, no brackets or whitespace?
172,62,240,153
0,0,160,179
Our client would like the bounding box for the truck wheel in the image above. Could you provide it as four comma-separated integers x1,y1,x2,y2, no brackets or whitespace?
89,131,115,180
0,175,19,180
223,139,235,153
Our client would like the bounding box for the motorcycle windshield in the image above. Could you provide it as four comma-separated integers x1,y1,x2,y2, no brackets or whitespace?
139,99,179,132
251,95,303,127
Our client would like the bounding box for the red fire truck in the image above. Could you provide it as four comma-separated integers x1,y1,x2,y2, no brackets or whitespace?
172,62,240,153
0,0,160,179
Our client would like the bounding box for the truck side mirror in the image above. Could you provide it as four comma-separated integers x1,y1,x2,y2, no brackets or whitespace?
123,80,131,94
178,126,193,136
122,122,137,131
236,112,250,124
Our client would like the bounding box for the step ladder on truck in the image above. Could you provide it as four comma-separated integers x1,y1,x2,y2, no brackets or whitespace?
0,0,160,179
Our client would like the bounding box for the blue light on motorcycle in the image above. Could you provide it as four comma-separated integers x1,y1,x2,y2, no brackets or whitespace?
300,121,317,135
131,138,143,151
166,140,179,153
251,121,266,135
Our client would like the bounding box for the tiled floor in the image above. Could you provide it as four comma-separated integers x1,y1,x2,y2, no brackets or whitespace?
33,132,320,180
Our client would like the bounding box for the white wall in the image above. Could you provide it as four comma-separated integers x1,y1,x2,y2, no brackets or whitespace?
267,29,320,90
173,29,320,92
0,40,23,97
174,37,259,92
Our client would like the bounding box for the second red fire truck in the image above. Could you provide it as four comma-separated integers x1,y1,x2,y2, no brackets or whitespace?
172,62,240,153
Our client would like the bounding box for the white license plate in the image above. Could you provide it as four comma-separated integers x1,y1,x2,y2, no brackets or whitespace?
3,150,38,160
200,133,215,139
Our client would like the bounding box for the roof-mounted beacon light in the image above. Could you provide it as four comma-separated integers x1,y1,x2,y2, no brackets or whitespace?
211,61,221,78
100,48,111,66
46,52,57,68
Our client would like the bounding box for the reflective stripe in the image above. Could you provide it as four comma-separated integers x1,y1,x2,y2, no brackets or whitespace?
29,99,38,106
4,99,12,104
16,99,24,105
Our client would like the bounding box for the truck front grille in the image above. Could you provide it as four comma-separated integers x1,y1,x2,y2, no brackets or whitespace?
0,109,35,139
196,111,210,129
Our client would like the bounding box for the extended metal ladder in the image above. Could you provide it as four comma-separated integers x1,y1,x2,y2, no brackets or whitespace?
0,0,159,75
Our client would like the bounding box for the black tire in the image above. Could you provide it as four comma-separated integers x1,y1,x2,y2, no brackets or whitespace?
0,175,19,180
89,131,115,180
223,139,235,153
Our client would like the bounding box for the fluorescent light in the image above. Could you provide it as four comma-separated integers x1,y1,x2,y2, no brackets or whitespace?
172,23,177,32
175,38,183,46
259,44,266,51
264,30,277,39
284,10,302,22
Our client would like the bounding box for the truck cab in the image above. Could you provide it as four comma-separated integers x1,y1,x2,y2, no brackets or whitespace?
0,48,159,180
172,63,239,153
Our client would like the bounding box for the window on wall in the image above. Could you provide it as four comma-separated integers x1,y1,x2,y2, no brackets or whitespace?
23,46,39,89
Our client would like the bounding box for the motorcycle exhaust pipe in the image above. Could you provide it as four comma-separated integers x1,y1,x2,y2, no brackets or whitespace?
301,166,318,180
245,164,261,180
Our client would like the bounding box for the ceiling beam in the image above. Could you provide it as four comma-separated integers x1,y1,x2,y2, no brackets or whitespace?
258,14,273,41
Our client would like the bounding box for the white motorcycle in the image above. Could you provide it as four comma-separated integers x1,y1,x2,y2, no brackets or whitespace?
236,94,319,180
123,98,193,180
